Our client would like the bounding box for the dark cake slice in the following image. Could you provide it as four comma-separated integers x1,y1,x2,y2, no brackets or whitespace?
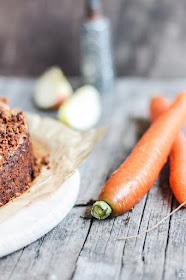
0,97,35,206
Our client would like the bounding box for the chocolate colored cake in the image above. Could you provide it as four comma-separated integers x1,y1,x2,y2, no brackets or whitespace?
0,97,35,206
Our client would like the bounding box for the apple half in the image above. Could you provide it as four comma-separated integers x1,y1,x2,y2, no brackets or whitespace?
58,85,102,130
34,67,73,109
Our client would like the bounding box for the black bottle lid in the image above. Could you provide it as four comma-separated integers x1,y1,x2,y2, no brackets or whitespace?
86,0,103,19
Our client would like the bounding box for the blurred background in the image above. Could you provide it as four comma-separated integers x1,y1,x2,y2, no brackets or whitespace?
0,0,186,78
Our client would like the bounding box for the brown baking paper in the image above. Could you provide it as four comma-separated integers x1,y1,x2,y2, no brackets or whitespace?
0,113,106,223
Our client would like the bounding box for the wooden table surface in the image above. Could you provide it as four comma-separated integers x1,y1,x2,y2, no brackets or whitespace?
0,77,186,280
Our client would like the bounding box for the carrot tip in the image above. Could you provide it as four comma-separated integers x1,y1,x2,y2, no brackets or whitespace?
91,201,112,220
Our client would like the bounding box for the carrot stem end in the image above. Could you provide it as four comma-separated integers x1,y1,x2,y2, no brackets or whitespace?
91,201,112,220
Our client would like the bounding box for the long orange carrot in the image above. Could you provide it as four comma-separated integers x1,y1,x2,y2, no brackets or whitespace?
150,95,186,206
91,91,186,219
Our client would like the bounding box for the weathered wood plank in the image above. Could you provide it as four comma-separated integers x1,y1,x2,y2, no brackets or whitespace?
0,1,186,77
0,0,121,76
163,197,186,280
119,165,173,280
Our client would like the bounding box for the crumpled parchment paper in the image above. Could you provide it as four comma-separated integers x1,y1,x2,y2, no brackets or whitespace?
0,113,106,223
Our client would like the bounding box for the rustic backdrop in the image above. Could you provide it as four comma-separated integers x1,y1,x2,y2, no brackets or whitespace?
0,0,186,77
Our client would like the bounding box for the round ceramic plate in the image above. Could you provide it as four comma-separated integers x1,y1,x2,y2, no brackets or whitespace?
0,170,80,258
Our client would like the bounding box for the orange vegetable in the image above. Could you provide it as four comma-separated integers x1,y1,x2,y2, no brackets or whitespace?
150,95,186,206
91,91,186,219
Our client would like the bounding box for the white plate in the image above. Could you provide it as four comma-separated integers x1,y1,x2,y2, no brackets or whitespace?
0,170,80,258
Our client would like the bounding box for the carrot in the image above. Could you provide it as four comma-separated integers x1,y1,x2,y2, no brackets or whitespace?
91,91,186,219
150,95,186,206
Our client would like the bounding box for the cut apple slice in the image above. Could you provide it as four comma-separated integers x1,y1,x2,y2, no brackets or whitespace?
34,66,73,109
58,85,102,130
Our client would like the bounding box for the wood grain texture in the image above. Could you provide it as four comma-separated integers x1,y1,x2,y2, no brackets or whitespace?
0,77,186,279
0,0,186,77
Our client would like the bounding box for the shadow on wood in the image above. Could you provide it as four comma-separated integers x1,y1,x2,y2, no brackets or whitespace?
130,116,150,141
158,161,172,206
